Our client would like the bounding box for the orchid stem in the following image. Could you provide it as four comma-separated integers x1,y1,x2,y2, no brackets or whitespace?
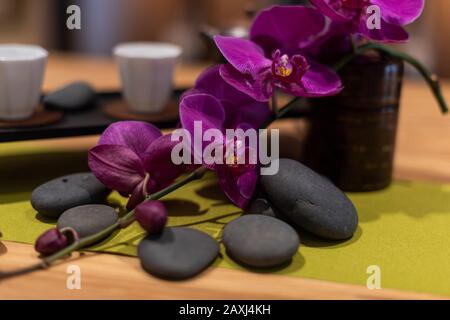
334,42,448,114
0,166,208,281
272,91,279,119
350,35,358,55
261,96,300,129
277,97,299,119
146,166,208,201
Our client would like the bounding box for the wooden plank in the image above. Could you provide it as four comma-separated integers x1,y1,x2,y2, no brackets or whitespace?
0,242,444,300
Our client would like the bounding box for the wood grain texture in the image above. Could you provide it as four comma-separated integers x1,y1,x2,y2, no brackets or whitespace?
0,242,445,300
1,54,450,300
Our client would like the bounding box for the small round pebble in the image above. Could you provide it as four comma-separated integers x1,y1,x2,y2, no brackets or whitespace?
222,215,300,268
57,204,119,239
43,82,96,111
31,172,110,219
138,227,219,280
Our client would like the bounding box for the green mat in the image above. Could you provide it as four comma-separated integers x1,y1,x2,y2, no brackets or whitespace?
1,141,450,296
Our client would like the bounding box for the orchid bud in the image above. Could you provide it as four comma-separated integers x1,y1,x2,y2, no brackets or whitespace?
135,201,168,234
34,228,69,256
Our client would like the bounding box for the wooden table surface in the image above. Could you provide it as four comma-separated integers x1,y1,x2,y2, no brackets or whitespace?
1,53,449,300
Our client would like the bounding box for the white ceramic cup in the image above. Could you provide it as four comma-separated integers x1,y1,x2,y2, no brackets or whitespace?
0,44,48,120
114,42,182,114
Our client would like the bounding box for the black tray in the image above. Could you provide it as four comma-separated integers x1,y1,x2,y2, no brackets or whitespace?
0,90,184,143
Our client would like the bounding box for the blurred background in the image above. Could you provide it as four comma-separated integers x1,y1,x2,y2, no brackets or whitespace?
0,0,448,76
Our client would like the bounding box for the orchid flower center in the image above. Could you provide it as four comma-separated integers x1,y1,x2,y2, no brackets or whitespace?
223,139,256,173
273,54,293,77
341,0,369,9
226,154,240,168
271,50,310,82
224,139,242,169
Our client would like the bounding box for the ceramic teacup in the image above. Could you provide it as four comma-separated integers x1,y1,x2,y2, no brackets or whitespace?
114,42,182,114
0,44,48,120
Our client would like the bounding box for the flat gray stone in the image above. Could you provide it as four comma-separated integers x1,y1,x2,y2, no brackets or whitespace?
261,158,358,240
57,204,119,238
138,227,219,280
222,215,300,268
43,82,96,111
31,172,110,219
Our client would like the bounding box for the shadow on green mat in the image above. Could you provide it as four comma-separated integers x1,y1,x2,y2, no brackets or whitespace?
195,181,230,205
162,199,209,217
35,212,57,224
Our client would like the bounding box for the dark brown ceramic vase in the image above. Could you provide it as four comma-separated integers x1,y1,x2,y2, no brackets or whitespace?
302,55,404,191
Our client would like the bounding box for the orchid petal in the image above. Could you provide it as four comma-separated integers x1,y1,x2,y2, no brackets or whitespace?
224,99,270,133
274,61,343,98
98,121,162,162
303,21,353,62
371,0,425,25
185,65,271,129
214,36,272,77
88,145,145,195
180,93,226,138
144,134,187,185
309,0,355,22
189,65,260,107
180,93,227,165
223,99,271,130
216,165,257,209
301,61,343,96
358,14,409,42
250,5,328,56
219,64,273,102
237,169,258,200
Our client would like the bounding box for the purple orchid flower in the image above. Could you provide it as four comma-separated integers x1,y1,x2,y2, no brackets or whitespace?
310,0,425,42
214,6,342,102
180,86,265,208
180,66,271,208
88,121,186,210
182,65,272,129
